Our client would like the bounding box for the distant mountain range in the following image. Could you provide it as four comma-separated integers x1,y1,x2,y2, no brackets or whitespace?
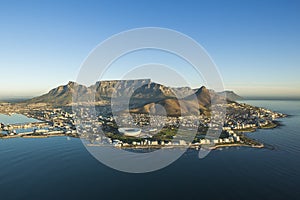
25,79,242,116
217,90,243,101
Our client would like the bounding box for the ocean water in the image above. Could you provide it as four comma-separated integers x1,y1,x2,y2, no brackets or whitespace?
0,100,299,200
0,113,40,125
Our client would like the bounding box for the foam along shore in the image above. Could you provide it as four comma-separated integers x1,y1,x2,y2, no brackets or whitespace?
208,143,264,150
86,141,265,150
0,133,266,151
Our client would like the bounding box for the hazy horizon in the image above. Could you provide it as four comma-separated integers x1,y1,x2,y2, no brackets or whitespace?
1,0,300,98
0,79,300,101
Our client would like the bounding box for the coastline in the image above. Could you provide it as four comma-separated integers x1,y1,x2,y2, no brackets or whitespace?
86,142,265,150
0,109,285,151
0,121,275,150
209,143,264,150
233,121,279,133
0,134,70,139
0,134,269,151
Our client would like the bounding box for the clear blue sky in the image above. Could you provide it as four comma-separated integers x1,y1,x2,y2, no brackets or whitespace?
0,0,299,98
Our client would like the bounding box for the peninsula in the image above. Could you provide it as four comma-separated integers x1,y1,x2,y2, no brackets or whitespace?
0,79,286,150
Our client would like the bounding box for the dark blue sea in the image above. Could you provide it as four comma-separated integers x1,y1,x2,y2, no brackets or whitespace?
0,100,299,200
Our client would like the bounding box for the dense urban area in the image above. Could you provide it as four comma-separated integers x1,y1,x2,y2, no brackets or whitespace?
0,101,285,150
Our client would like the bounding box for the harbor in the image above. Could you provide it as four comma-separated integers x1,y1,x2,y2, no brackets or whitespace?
0,113,77,138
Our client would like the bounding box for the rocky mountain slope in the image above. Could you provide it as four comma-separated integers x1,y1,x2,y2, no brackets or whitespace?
25,79,241,116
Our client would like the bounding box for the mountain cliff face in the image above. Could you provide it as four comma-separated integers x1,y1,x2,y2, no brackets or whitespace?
26,79,193,106
25,79,241,116
91,79,152,100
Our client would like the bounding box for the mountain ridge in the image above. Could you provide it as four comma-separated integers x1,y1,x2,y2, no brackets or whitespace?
24,79,241,115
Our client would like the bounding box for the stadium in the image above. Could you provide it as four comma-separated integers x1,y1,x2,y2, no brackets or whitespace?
118,128,142,137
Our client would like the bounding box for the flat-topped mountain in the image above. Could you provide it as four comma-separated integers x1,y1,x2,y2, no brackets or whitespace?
91,79,152,100
25,79,241,116
27,79,179,106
